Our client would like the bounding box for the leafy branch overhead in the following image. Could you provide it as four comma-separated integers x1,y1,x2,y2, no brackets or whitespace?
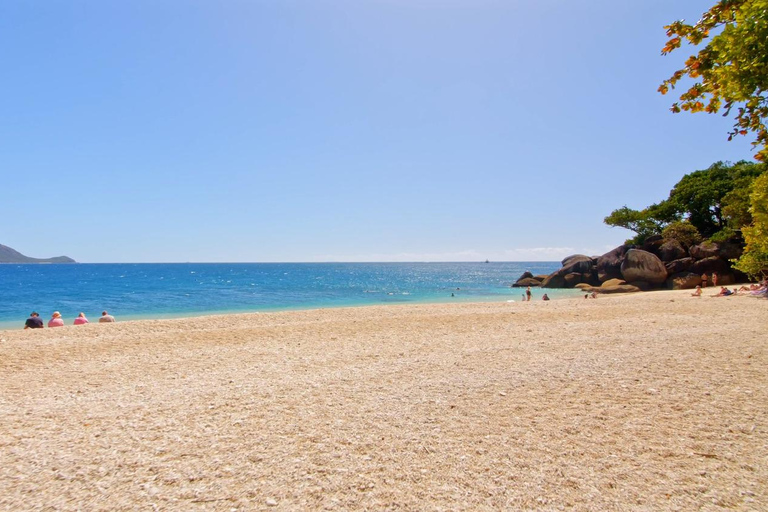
659,0,768,161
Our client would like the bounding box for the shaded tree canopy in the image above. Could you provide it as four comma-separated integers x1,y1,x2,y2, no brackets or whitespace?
659,0,768,161
734,172,768,276
605,160,766,243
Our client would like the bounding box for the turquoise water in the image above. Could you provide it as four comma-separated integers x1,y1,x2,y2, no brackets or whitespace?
0,262,578,329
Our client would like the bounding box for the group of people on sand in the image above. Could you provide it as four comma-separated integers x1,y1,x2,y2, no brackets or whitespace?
24,310,116,329
691,279,768,298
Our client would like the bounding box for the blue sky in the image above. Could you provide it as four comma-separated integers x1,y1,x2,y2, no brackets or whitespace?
1,0,756,263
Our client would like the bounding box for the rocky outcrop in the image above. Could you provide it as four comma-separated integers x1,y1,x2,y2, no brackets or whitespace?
665,257,695,275
596,245,633,282
658,240,687,262
561,255,594,274
667,272,701,290
689,256,730,275
513,278,541,287
538,233,747,294
583,284,642,294
620,250,668,284
540,273,567,289
564,273,583,287
689,241,742,261
689,241,720,259
0,244,76,264
641,235,665,256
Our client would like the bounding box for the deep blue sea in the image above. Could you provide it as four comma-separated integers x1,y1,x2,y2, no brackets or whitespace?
0,262,578,330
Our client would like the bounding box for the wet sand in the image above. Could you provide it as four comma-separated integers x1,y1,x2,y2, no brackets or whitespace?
1,290,766,510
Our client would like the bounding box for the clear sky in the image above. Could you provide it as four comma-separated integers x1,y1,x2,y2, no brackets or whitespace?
1,0,757,263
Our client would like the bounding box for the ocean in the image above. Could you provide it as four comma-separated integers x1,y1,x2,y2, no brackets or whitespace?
0,262,578,330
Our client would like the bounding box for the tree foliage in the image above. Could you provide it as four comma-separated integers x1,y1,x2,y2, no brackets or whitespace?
605,160,766,242
734,172,768,276
604,206,665,244
659,0,768,161
665,160,764,237
662,221,703,247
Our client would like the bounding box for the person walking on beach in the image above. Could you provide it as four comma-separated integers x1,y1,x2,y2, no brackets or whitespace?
701,273,708,288
99,311,115,323
73,312,89,325
24,312,44,329
526,286,532,301
48,312,64,327
712,272,718,287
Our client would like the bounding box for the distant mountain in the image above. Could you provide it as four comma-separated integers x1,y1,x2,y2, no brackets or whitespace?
0,244,76,264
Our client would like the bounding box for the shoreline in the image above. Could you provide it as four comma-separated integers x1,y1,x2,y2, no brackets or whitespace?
0,287,588,332
2,289,766,510
2,283,755,332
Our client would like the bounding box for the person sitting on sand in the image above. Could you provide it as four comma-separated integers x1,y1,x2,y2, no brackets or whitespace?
542,293,550,301
691,285,702,297
24,312,44,329
590,291,598,299
73,312,89,325
48,312,64,327
711,287,732,297
99,311,115,323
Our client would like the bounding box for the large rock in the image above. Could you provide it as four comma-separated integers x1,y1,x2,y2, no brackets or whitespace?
564,272,583,287
689,240,742,260
596,245,634,283
602,278,627,287
587,284,642,294
540,272,567,288
642,235,664,256
658,239,687,262
717,242,743,260
512,272,535,287
533,274,550,282
688,256,730,275
666,272,701,290
560,254,594,275
513,278,541,287
620,249,668,285
540,255,596,289
582,270,600,286
717,273,736,286
664,257,695,275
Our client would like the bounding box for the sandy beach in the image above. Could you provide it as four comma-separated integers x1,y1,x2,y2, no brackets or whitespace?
1,290,767,511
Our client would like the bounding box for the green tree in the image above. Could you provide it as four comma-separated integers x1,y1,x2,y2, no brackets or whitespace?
659,0,768,161
663,161,763,237
603,206,667,244
604,161,765,241
734,172,768,277
662,221,703,247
